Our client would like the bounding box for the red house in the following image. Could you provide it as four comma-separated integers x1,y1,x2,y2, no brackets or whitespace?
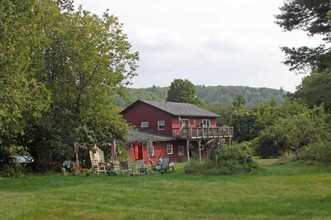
121,100,233,165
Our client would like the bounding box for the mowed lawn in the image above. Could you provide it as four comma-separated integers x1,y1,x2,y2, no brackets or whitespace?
0,160,330,220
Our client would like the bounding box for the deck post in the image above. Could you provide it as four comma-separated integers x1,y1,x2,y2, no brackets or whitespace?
198,140,202,162
186,138,190,162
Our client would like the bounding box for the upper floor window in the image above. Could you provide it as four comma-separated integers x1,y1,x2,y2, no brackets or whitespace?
202,119,211,127
167,144,173,155
179,119,190,128
158,120,165,130
141,121,149,128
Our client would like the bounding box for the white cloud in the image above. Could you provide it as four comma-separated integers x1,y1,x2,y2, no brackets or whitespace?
74,0,323,92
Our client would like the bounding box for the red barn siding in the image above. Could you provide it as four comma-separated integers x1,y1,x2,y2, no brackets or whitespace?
122,102,175,136
122,100,226,163
126,140,189,165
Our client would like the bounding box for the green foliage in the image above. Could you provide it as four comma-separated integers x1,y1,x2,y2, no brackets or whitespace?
115,85,286,108
255,106,331,158
231,101,315,143
166,79,205,107
0,0,51,141
0,145,33,177
232,93,246,108
253,101,306,130
1,162,331,219
167,79,195,102
275,0,331,72
231,108,259,142
276,1,331,116
297,141,331,164
290,72,331,112
0,1,138,165
206,104,233,126
196,85,286,107
229,100,331,159
0,164,25,178
184,143,260,175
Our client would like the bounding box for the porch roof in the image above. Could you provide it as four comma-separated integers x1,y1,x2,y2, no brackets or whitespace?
127,129,175,143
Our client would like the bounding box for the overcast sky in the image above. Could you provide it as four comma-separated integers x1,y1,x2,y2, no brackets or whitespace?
74,0,322,92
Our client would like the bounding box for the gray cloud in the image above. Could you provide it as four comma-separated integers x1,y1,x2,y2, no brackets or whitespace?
74,0,317,92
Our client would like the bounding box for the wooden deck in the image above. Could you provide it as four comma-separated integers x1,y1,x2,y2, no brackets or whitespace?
172,126,233,139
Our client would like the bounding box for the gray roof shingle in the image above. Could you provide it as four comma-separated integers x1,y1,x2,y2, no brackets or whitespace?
140,100,219,117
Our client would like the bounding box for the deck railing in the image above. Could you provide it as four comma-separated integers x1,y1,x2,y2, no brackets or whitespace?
172,126,233,139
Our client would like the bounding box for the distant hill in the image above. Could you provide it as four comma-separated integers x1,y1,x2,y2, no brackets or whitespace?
115,85,287,108
195,85,287,107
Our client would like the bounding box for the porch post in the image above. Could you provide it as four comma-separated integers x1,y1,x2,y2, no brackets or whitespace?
186,138,190,162
198,140,202,162
111,139,116,162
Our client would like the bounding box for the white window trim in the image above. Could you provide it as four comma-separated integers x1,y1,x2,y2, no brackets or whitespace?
179,119,190,128
141,121,149,128
158,120,165,130
167,144,173,155
202,119,211,127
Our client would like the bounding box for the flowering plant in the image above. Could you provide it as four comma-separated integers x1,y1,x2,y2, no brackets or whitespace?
81,168,90,174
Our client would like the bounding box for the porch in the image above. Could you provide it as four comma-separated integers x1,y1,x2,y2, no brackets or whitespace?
172,126,233,139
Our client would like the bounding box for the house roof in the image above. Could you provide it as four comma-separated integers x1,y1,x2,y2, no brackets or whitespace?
127,129,175,143
122,99,220,118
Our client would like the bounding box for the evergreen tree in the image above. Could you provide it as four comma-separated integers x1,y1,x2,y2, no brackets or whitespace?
275,0,331,73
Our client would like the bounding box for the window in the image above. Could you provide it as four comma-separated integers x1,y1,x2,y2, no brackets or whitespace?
141,121,149,128
179,119,190,128
167,144,173,155
178,146,184,156
202,119,211,127
158,120,165,130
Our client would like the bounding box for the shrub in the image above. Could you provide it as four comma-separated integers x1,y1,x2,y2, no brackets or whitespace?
297,141,331,164
0,164,26,178
184,143,261,175
254,112,330,158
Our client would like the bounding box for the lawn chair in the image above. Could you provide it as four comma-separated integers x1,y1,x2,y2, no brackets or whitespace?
96,162,108,175
120,161,132,175
158,155,172,175
89,146,108,175
135,160,147,174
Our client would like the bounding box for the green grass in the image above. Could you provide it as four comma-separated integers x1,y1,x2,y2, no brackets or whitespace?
0,160,331,220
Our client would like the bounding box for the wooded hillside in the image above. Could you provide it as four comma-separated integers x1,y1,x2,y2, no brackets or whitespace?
115,85,287,108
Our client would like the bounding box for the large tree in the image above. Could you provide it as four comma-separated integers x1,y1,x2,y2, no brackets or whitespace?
275,0,331,73
166,79,205,107
255,105,330,158
0,1,139,165
28,7,138,164
292,72,331,112
0,0,51,153
232,94,246,108
276,0,331,114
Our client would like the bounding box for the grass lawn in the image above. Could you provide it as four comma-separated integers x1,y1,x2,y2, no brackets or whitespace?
0,159,330,220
